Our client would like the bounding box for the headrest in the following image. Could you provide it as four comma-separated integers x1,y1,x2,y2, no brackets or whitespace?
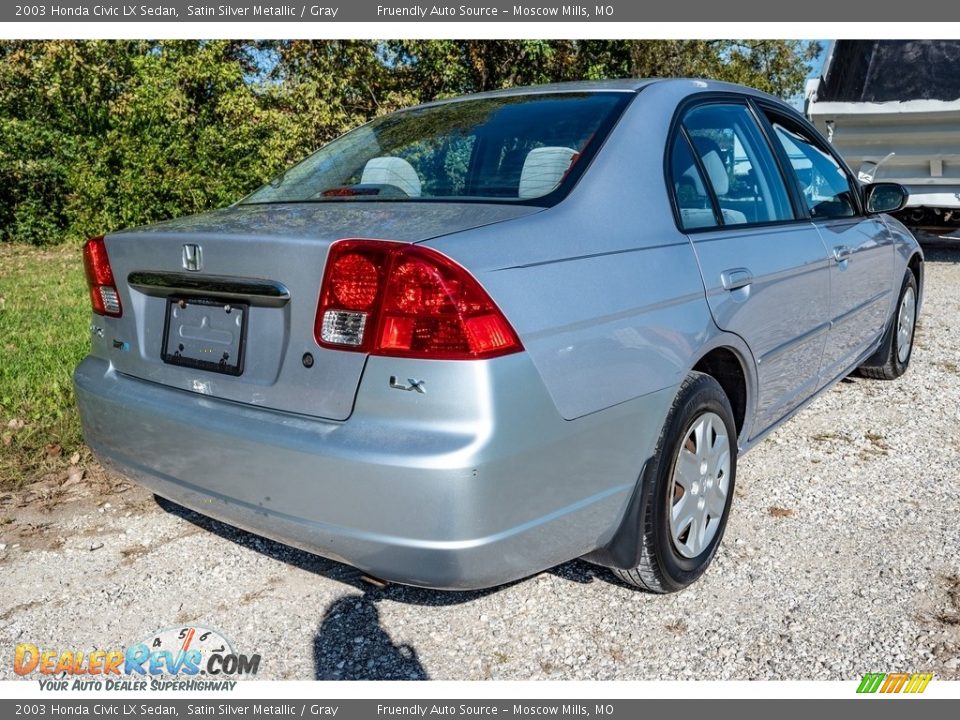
699,150,729,196
360,157,422,197
518,147,578,199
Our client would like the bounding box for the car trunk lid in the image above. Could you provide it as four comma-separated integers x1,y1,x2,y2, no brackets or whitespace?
100,201,539,421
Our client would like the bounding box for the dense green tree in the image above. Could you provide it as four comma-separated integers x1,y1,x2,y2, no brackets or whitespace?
389,40,819,100
0,40,285,244
386,40,577,97
0,41,146,245
266,41,415,148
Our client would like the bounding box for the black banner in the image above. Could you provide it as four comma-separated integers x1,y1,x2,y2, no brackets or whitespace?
2,0,950,23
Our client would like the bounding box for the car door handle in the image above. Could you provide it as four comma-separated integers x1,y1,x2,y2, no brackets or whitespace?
720,268,753,291
833,245,852,262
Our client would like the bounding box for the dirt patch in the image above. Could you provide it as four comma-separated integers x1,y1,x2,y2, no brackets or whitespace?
114,527,205,568
935,575,960,626
0,469,145,552
119,545,150,563
665,620,689,635
0,600,45,622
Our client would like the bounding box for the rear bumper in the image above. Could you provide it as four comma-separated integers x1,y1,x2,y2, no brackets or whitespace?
74,354,674,589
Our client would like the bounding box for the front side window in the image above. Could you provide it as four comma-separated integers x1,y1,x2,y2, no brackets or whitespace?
681,103,795,226
243,93,631,205
767,117,858,219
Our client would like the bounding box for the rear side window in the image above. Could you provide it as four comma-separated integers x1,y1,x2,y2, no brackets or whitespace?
766,118,858,219
670,133,720,230
680,104,795,226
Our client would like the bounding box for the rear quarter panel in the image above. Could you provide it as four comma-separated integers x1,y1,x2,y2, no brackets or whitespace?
426,85,717,420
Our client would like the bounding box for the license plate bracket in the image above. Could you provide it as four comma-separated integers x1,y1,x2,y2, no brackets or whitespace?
161,297,248,376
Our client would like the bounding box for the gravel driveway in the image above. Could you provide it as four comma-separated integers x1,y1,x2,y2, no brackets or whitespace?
2,249,958,682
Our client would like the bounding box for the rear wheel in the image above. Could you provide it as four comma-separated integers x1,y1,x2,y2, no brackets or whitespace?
858,270,918,380
612,372,737,593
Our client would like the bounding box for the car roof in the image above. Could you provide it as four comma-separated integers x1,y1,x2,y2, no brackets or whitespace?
413,79,653,109
411,78,786,109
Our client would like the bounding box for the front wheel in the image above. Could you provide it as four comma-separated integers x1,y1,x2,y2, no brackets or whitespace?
858,270,918,380
612,372,737,593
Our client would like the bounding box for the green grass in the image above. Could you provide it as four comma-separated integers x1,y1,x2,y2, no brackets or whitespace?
0,243,91,488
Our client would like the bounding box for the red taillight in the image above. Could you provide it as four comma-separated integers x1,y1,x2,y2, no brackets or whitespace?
315,240,522,360
377,247,520,358
328,252,381,310
82,236,122,317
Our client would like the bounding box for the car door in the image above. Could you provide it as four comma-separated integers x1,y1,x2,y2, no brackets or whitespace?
669,99,833,437
759,108,896,387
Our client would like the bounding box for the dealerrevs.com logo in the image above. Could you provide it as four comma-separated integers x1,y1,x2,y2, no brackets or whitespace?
14,626,260,691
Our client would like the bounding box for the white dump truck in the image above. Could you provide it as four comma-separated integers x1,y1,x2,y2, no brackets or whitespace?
806,40,960,235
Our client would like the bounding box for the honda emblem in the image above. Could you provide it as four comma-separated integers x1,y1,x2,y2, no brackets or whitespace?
182,244,203,272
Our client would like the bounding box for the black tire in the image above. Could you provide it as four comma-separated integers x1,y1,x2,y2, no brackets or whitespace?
858,270,918,381
611,372,737,593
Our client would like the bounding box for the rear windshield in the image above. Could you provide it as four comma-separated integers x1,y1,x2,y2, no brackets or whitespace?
242,92,632,205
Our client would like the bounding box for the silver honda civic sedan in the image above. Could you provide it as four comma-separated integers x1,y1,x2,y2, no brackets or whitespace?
74,79,923,592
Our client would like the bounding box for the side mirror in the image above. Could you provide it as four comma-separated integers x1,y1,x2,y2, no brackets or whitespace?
864,182,908,214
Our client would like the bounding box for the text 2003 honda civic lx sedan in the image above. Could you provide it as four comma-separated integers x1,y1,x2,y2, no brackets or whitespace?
74,79,923,592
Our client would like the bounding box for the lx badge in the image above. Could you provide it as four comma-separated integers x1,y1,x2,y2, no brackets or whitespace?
389,376,426,394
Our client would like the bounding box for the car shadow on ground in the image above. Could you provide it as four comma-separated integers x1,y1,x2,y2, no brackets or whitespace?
154,495,623,680
306,561,616,679
911,228,960,255
922,246,960,264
